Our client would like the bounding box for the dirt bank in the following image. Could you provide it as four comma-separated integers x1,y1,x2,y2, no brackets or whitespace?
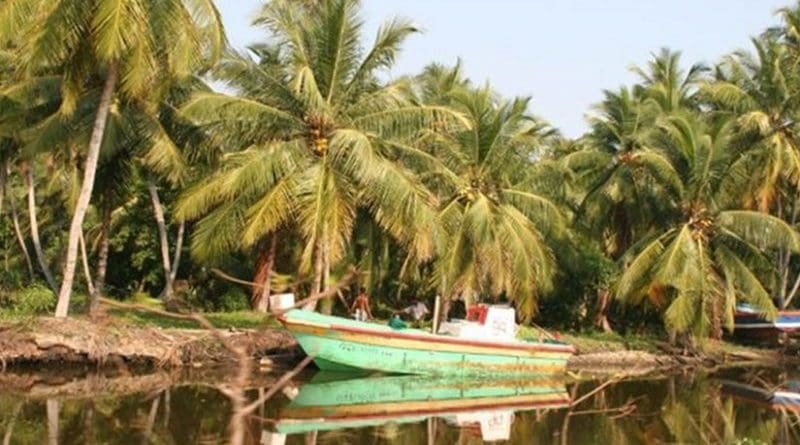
0,317,298,369
567,343,787,376
0,317,789,373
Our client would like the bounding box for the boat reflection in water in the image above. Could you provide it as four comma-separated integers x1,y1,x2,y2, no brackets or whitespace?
265,372,570,443
722,377,800,411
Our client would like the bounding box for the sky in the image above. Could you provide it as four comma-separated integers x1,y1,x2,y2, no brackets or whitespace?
216,0,788,137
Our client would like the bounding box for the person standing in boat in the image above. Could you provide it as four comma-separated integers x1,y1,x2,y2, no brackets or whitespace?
401,300,430,327
351,287,373,321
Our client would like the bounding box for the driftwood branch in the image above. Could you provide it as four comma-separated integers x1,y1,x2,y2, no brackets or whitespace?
242,355,314,416
570,374,627,409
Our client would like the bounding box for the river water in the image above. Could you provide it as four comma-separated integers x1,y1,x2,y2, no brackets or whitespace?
1,366,797,444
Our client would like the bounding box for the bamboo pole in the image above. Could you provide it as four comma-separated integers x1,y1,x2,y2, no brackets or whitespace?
432,295,441,334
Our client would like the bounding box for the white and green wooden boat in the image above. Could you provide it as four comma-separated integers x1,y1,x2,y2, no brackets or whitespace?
274,373,571,438
277,302,575,376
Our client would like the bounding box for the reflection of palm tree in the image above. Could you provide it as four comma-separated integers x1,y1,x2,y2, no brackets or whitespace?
46,399,60,445
1,402,21,445
142,396,160,445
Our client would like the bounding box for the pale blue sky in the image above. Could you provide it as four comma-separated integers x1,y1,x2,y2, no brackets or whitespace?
216,0,788,136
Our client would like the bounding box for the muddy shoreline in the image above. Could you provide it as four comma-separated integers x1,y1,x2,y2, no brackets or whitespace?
0,317,298,370
0,317,790,375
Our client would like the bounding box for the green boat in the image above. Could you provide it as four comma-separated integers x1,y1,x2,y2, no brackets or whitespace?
274,372,571,438
277,307,575,376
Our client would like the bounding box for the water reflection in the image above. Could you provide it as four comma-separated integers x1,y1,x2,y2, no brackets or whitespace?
3,367,800,444
272,373,570,442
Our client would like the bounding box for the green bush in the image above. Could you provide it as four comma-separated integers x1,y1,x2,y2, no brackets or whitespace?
0,285,56,316
216,288,250,312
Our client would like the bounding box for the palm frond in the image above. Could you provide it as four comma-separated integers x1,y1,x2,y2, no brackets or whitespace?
717,210,800,253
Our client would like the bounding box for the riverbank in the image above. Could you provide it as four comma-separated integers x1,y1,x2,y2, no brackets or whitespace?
0,315,789,373
0,316,298,369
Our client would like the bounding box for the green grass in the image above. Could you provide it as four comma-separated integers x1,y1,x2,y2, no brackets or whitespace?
109,308,280,330
518,326,664,353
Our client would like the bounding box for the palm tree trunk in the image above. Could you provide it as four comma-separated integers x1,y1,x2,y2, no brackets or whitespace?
55,61,118,318
7,175,34,279
321,238,332,315
1,161,34,279
147,178,174,303
79,231,95,297
91,208,111,314
25,165,57,292
305,240,324,311
594,288,614,333
711,298,723,340
784,273,800,309
0,159,5,218
252,233,277,312
780,196,799,308
169,221,184,284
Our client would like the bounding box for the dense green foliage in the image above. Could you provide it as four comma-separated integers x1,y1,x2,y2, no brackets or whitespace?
1,0,800,340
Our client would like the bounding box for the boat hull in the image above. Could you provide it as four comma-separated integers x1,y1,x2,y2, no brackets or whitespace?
734,309,800,340
279,310,574,376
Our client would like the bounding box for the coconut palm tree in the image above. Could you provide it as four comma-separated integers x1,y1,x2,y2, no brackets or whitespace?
0,0,225,317
701,36,800,308
566,87,679,259
700,37,800,213
571,50,704,260
0,66,63,290
411,75,564,320
616,113,800,340
631,48,708,113
177,0,464,309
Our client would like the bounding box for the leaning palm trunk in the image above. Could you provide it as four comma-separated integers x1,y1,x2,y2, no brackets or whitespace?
79,231,95,297
2,162,34,279
7,178,34,279
148,178,175,303
252,234,277,313
169,221,184,284
55,61,119,318
25,166,57,292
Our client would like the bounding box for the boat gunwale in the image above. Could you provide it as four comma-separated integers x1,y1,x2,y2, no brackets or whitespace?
278,313,576,354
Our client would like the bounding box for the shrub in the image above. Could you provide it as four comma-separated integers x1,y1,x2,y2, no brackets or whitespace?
216,288,250,312
0,284,56,316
